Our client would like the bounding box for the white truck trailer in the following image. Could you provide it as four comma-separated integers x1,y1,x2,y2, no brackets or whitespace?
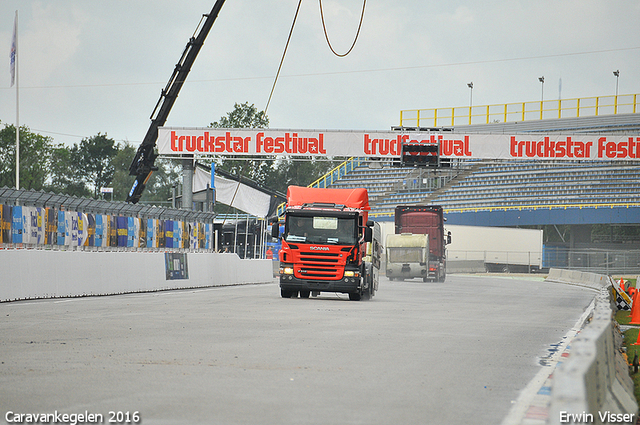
445,225,543,273
385,233,430,281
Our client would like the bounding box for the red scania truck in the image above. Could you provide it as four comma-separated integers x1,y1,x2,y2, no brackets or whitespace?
394,205,451,282
273,186,378,301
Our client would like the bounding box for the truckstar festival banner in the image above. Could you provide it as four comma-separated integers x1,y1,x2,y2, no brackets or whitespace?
157,127,640,161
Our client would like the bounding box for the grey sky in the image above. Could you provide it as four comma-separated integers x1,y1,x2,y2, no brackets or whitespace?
1,0,639,147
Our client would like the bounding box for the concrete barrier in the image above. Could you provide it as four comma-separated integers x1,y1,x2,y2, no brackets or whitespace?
1,250,274,302
546,268,611,291
447,260,486,273
544,270,638,425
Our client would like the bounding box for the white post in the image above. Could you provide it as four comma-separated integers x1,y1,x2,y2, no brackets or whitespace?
12,11,19,190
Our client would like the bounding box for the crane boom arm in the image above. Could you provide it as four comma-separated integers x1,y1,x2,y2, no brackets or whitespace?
127,0,226,204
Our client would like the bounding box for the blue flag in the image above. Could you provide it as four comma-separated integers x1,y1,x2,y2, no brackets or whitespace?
10,11,16,87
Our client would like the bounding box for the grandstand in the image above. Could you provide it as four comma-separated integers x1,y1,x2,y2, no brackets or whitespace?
316,95,640,225
328,158,640,218
318,98,640,273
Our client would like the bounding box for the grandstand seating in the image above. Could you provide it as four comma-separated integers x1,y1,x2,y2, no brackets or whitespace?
320,102,640,218
326,159,640,217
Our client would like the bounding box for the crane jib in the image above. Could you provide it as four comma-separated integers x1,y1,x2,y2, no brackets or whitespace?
126,0,227,204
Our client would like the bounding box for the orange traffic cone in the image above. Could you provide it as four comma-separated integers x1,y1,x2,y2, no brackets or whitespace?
620,279,626,292
631,290,640,325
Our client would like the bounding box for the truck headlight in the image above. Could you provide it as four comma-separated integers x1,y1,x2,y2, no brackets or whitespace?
280,265,294,275
344,270,360,277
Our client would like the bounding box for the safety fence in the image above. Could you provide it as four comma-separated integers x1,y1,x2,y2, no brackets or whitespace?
0,187,217,252
400,93,639,127
543,246,640,275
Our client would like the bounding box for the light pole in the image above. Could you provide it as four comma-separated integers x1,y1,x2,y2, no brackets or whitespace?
538,76,544,119
613,70,620,114
467,82,473,124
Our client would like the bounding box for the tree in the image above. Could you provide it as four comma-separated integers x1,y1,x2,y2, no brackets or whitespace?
209,102,274,184
109,143,137,201
111,142,181,204
209,102,337,195
75,133,118,198
139,158,181,205
46,143,90,197
0,123,53,190
266,157,338,194
210,102,269,129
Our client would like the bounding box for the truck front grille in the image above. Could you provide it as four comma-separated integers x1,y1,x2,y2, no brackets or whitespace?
295,251,342,280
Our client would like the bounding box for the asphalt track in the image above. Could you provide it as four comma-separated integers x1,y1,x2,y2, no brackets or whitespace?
0,274,596,425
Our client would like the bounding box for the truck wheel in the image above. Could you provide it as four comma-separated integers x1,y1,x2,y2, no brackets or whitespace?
299,290,310,298
281,289,294,298
349,292,362,301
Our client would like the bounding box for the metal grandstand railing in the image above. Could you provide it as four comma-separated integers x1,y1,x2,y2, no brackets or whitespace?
400,93,639,127
0,187,216,222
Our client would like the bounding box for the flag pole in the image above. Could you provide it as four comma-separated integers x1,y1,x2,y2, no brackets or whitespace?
12,11,19,190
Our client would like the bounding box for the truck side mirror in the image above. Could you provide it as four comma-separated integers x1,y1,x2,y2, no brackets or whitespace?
364,227,372,243
271,223,280,238
447,231,452,244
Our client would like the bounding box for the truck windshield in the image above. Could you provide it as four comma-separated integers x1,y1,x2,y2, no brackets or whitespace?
387,247,423,263
285,215,356,245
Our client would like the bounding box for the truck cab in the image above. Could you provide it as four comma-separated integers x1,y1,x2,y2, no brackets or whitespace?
274,186,377,301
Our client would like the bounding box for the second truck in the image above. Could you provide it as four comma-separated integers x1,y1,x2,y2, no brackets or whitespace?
273,186,379,301
391,205,451,282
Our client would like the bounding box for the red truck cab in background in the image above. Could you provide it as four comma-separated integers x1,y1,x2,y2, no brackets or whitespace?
273,186,378,301
394,205,451,282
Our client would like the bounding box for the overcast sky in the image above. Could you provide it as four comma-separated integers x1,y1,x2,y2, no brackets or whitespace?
1,0,639,147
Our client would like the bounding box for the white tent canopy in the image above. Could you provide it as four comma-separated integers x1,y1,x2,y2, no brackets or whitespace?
193,167,271,217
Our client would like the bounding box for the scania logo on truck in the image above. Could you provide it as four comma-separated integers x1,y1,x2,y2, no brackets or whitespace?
310,246,329,251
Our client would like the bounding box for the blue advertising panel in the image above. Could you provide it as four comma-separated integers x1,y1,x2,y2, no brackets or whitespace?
146,219,155,248
87,214,95,247
164,253,189,280
164,220,174,248
127,217,135,248
174,221,181,248
95,214,104,247
11,206,22,244
117,216,128,247
57,211,66,245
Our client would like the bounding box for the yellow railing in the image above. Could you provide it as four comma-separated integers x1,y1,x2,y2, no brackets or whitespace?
400,94,639,128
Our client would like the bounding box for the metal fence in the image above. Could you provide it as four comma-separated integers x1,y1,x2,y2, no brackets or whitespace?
400,93,639,127
0,187,218,252
447,247,640,275
543,247,640,275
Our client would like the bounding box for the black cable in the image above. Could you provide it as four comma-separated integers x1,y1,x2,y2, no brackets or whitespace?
319,0,366,57
265,0,303,114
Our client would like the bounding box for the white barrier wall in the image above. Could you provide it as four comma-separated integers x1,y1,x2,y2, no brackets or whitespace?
546,268,611,291
0,250,274,302
546,270,638,424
